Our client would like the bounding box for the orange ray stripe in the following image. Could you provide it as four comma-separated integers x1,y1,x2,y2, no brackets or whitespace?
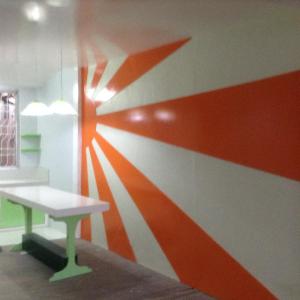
95,133,276,300
106,38,190,95
80,66,92,241
99,70,300,182
89,142,136,261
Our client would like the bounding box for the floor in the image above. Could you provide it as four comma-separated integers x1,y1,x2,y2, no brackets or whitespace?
0,239,213,300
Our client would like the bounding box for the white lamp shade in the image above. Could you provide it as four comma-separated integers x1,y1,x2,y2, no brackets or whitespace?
21,101,52,116
49,100,78,115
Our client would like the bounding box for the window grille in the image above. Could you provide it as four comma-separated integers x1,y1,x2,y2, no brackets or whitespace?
0,92,17,167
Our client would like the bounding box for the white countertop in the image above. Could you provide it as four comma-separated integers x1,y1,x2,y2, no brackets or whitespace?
0,179,49,187
0,167,49,187
0,185,109,218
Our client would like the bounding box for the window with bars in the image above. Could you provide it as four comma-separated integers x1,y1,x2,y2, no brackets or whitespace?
0,92,17,167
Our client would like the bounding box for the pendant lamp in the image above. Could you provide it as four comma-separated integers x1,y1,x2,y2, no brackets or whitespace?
21,32,52,117
21,101,52,116
49,35,77,116
50,99,77,115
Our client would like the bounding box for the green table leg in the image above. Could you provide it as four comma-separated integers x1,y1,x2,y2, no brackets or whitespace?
11,205,32,252
49,214,91,282
0,197,2,253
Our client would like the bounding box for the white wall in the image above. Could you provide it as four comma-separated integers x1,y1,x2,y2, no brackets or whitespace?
82,3,300,299
18,88,39,167
37,67,79,232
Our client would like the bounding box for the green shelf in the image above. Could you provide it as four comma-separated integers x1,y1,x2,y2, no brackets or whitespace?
21,133,41,155
21,148,41,153
21,134,41,138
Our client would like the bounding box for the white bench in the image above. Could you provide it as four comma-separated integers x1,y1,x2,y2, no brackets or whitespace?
0,185,109,282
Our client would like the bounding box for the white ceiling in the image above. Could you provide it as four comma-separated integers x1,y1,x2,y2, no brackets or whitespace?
0,0,299,89
0,0,77,89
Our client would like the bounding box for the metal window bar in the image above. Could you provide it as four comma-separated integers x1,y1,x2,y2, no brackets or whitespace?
0,93,16,167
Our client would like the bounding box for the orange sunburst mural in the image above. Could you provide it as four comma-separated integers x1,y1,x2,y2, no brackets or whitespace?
76,37,289,300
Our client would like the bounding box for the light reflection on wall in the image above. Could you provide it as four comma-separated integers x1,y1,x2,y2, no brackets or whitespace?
154,109,175,122
85,88,95,100
128,110,146,123
23,1,46,23
87,88,116,103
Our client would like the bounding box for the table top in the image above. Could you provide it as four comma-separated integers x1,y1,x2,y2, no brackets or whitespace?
0,185,109,218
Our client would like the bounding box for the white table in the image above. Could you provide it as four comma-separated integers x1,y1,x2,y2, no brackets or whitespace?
0,178,49,227
0,185,109,282
0,174,49,253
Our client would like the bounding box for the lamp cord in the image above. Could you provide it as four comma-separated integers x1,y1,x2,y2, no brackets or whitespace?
60,33,63,101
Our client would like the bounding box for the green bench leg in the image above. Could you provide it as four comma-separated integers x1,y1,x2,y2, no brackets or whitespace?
49,214,91,282
11,205,32,252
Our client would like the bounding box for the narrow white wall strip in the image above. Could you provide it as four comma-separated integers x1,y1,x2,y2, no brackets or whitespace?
93,55,127,106
96,124,300,299
86,64,97,92
91,138,178,280
85,45,98,91
86,147,108,248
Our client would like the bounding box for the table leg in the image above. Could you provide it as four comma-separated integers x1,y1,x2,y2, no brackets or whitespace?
49,214,91,282
11,205,32,252
0,197,2,252
24,206,32,234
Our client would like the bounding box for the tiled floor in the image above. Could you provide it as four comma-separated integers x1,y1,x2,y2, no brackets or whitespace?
0,226,65,246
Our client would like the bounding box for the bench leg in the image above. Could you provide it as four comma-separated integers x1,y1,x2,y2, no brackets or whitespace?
11,206,32,252
49,214,91,282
